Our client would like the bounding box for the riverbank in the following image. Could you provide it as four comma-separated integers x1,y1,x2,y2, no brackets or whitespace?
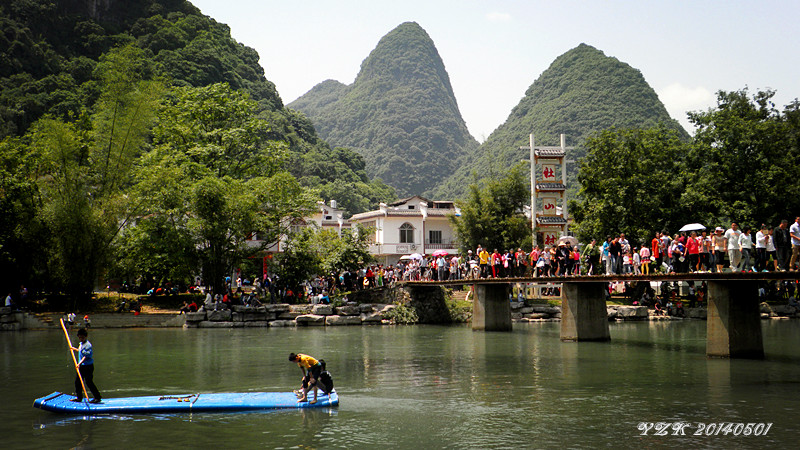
2,300,798,330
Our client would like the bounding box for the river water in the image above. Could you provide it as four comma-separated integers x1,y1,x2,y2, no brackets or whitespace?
3,320,800,448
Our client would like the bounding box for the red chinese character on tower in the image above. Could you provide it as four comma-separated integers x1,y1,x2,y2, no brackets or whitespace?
542,167,555,179
544,203,555,211
544,234,556,245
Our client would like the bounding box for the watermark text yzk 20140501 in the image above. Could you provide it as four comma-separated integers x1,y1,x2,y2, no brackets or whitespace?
638,422,772,437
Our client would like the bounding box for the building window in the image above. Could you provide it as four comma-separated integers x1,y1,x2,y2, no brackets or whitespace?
429,230,442,244
399,223,415,243
408,205,415,209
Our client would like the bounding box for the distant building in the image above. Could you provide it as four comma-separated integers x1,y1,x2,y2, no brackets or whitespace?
307,200,350,235
350,196,460,265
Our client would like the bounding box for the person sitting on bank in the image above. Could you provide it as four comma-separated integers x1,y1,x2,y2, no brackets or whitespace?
179,300,198,314
70,328,102,403
289,352,323,404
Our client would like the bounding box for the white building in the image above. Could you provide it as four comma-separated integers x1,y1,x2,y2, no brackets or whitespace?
349,196,461,265
306,200,350,235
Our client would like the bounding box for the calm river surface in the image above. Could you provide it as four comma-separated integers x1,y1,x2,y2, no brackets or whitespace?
3,320,800,448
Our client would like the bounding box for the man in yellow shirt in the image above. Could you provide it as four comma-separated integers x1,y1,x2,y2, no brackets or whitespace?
478,245,490,278
289,352,323,404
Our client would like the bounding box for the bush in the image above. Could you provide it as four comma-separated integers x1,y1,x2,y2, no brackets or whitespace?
383,302,418,324
446,298,472,323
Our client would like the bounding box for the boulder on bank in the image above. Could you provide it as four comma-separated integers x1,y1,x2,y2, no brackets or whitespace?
532,305,561,315
185,311,206,322
207,310,232,322
360,312,383,323
335,305,360,316
686,307,707,319
326,315,363,326
296,314,325,326
607,305,648,320
772,305,799,317
311,305,334,315
265,304,291,313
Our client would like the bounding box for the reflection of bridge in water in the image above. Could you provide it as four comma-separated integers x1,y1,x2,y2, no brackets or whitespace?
403,272,799,359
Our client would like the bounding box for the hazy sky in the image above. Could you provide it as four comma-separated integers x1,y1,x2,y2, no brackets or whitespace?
191,0,799,142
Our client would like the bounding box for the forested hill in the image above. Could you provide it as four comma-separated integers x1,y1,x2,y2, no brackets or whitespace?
0,0,395,214
289,22,479,197
433,43,688,199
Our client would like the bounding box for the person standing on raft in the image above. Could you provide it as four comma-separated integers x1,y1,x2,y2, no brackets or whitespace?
289,352,322,404
71,328,102,403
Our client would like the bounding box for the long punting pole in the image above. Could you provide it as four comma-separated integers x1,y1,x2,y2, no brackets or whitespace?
60,318,89,402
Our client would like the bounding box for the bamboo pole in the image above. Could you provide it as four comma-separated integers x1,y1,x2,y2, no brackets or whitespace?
60,318,89,402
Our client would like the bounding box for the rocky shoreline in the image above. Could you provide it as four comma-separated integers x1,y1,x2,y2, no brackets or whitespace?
2,301,799,331
183,303,398,328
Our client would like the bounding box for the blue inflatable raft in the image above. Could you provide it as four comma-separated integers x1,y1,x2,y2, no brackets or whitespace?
33,390,338,414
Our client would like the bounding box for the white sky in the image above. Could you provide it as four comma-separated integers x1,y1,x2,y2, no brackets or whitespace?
191,0,800,141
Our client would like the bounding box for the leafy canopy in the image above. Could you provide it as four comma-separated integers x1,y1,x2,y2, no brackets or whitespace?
450,164,531,253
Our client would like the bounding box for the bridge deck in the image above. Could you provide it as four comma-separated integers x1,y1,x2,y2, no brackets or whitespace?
401,272,799,287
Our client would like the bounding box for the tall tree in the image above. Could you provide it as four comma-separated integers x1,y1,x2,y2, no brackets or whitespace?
684,89,800,226
135,83,316,295
570,126,688,246
272,225,374,298
31,44,163,301
450,164,530,253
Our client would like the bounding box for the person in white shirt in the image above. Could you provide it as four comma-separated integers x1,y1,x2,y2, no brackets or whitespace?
724,222,742,272
739,226,754,272
766,227,778,271
790,217,800,271
755,224,768,272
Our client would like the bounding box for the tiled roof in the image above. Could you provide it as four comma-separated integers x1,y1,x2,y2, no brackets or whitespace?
536,216,568,225
535,148,565,157
536,182,566,190
351,209,456,220
388,195,432,207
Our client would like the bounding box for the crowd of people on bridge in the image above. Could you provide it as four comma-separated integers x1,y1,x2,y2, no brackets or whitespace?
204,218,800,306
457,217,800,279
586,218,800,276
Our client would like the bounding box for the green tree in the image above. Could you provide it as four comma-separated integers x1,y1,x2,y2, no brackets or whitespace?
134,83,316,295
570,126,688,246
271,225,374,298
683,89,800,226
113,215,197,287
450,164,530,253
30,45,163,301
311,225,374,276
0,136,47,296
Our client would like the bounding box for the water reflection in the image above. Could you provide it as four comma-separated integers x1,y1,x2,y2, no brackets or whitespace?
6,321,800,447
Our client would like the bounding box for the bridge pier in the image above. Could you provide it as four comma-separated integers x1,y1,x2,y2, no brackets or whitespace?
560,282,610,341
472,284,512,331
706,281,763,359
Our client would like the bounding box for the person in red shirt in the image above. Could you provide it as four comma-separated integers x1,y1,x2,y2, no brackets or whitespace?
651,232,661,269
491,249,502,278
685,231,700,272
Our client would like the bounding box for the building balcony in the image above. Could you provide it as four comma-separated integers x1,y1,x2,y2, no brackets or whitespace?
366,240,460,255
424,239,459,250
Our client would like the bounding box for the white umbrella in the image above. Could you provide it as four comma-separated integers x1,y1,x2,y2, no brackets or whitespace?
557,236,579,246
679,223,706,232
399,255,413,261
409,253,423,260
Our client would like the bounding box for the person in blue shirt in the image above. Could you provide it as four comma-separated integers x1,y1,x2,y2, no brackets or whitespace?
70,328,102,403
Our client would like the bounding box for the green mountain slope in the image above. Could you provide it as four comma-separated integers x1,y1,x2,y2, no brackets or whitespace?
0,0,394,214
290,22,479,197
434,43,688,199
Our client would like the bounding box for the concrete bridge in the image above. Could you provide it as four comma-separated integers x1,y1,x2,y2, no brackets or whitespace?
403,272,799,359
